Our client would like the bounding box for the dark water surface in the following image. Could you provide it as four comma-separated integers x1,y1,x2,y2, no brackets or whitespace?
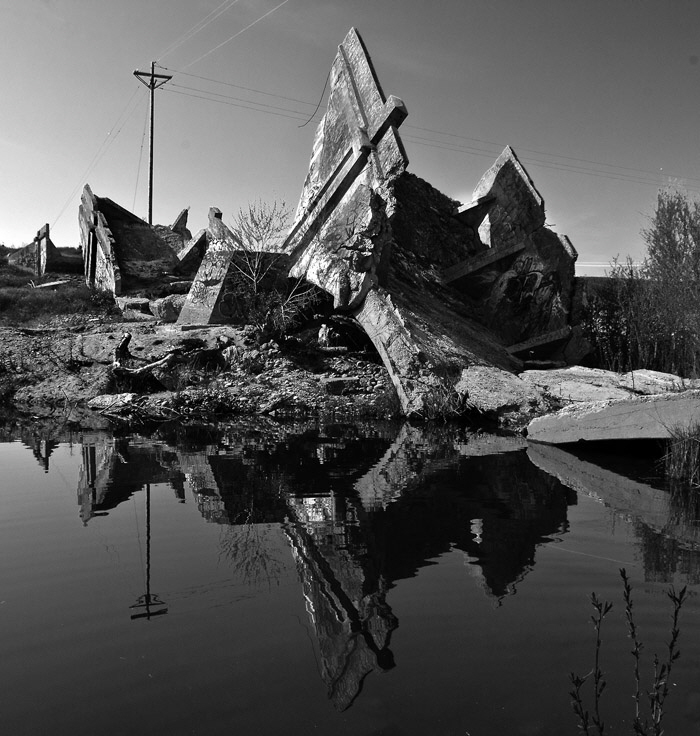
2,420,700,735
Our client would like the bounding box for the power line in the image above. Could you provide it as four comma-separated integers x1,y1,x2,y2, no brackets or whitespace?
168,81,310,116
183,0,290,70
51,86,146,230
403,123,700,185
298,71,329,128
162,85,313,122
158,66,318,108
156,0,243,63
151,66,700,191
159,77,688,191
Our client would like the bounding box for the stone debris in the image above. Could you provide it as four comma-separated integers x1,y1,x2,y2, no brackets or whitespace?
149,294,186,322
521,366,700,402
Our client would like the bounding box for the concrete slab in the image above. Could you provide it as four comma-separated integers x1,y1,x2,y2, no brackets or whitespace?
527,389,700,443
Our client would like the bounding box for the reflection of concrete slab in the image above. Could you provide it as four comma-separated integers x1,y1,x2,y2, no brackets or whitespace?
527,442,700,549
354,424,448,509
355,427,527,510
528,390,700,443
454,434,527,456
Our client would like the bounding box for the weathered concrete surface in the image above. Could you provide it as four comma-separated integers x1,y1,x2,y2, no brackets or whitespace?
176,228,208,277
527,442,700,550
284,27,408,311
520,366,700,403
177,208,291,326
177,208,242,325
527,389,700,444
79,185,122,293
149,294,186,322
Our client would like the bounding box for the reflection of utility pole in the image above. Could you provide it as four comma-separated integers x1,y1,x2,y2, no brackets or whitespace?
133,62,172,225
130,483,168,620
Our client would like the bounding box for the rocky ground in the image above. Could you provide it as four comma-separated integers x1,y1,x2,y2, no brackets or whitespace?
3,271,698,436
0,305,403,427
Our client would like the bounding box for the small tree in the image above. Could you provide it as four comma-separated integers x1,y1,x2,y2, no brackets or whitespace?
642,190,700,375
583,189,700,377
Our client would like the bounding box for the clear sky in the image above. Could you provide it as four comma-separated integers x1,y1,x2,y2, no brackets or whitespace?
2,0,700,274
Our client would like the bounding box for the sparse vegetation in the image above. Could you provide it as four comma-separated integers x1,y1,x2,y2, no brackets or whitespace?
0,265,116,325
570,568,687,736
663,420,700,488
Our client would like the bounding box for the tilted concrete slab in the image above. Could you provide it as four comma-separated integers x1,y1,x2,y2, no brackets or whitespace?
79,185,122,294
79,185,183,295
281,27,552,418
278,28,587,417
445,148,578,352
527,389,700,443
177,208,291,325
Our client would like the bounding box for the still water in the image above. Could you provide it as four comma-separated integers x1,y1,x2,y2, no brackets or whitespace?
2,420,700,736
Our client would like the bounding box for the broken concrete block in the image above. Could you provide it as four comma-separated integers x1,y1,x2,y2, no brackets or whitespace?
116,296,150,313
79,186,122,294
284,27,408,311
520,366,699,403
171,207,192,241
87,392,138,413
473,146,545,244
177,207,292,325
8,224,78,277
177,208,243,325
447,149,578,350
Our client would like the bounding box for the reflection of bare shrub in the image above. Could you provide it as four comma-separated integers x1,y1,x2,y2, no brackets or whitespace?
218,516,284,588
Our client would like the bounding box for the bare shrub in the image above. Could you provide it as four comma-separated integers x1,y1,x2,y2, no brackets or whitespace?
225,201,324,339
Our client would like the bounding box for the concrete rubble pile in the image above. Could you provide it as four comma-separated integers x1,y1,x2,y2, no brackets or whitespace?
73,27,652,424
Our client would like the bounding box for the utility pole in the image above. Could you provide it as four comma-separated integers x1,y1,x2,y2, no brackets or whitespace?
130,484,168,621
133,62,172,225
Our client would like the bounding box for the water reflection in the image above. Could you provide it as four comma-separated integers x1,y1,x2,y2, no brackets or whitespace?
528,442,700,585
8,417,700,714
